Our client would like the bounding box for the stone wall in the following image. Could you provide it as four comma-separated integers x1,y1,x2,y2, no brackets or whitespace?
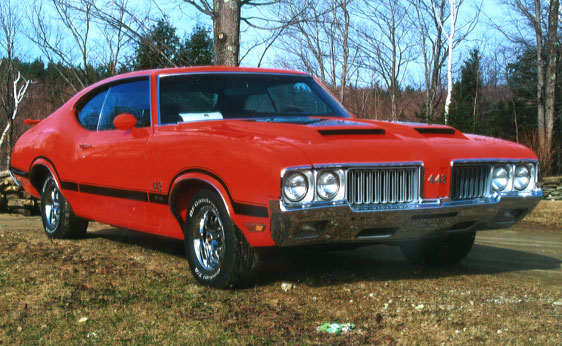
539,176,562,200
0,172,40,216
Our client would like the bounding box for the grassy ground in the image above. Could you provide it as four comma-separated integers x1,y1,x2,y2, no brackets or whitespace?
0,201,561,345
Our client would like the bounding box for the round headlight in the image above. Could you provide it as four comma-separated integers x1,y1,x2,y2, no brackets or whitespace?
513,165,530,190
492,166,509,191
283,172,308,202
316,171,340,200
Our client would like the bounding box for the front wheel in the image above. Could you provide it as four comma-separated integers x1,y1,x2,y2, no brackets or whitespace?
399,231,475,265
40,176,88,239
184,190,259,288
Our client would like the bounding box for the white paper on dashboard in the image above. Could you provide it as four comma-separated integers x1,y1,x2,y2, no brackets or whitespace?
179,112,223,122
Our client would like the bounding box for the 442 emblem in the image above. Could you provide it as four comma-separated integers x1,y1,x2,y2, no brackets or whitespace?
428,174,447,184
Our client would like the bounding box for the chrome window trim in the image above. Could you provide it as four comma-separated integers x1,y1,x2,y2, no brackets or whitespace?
76,75,151,131
155,72,352,126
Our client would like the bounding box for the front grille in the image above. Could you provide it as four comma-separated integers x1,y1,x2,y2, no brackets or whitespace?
451,165,490,200
347,167,418,205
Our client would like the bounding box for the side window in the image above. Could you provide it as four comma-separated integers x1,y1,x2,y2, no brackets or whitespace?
77,90,108,130
98,79,150,130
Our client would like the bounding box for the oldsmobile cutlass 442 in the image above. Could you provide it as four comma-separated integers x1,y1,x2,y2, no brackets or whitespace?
9,67,542,287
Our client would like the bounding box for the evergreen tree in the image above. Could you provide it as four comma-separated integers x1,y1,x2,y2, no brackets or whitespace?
449,49,482,133
132,19,213,70
133,18,180,70
176,25,214,66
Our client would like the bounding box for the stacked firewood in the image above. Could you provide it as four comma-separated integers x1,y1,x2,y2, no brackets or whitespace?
0,171,40,216
539,176,562,201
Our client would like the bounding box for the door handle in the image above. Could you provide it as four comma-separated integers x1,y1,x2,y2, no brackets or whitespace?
79,144,92,150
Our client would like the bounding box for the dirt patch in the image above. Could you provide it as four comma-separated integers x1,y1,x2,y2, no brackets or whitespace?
0,202,561,344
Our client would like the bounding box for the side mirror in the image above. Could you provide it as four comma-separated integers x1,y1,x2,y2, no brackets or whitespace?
113,113,137,131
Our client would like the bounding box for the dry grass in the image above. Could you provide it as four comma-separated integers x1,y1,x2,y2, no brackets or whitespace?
519,200,562,230
0,202,561,345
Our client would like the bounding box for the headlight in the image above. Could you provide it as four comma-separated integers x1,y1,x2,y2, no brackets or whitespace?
316,171,340,200
283,172,308,202
492,166,509,191
513,165,530,190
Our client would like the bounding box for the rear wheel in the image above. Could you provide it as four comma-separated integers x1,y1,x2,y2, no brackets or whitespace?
399,231,475,265
184,190,259,288
40,176,88,239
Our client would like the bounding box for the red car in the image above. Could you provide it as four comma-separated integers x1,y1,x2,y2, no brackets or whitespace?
10,67,542,288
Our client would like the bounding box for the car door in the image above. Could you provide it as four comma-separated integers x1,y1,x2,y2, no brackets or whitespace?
73,77,155,229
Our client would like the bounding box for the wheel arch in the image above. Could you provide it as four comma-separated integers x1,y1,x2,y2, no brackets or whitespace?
28,157,62,197
168,170,236,231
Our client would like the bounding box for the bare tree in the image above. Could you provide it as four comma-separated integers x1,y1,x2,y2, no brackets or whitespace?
29,0,93,92
98,0,130,75
182,0,289,66
409,0,479,123
0,0,31,169
356,0,416,120
442,0,456,124
498,0,560,173
0,69,31,168
274,0,360,103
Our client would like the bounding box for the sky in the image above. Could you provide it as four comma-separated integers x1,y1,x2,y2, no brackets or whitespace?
13,0,529,87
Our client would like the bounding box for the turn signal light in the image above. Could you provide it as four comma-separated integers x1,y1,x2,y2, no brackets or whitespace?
246,223,266,232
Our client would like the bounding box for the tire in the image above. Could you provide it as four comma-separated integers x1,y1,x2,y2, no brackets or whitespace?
399,231,475,265
184,190,259,288
40,176,88,239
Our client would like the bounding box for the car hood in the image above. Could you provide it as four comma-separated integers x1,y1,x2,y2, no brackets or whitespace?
210,117,537,167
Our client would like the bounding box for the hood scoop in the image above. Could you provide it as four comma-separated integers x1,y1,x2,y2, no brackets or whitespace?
318,128,386,136
415,127,455,135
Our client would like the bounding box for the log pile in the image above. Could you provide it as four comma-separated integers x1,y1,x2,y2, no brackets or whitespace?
0,171,40,216
539,176,562,201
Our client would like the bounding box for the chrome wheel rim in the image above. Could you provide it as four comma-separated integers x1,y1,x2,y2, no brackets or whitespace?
43,181,61,231
192,205,225,272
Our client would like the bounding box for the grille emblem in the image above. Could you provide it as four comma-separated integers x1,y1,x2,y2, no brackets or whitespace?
428,174,446,184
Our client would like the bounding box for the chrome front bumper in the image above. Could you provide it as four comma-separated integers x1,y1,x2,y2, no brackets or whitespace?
269,192,542,246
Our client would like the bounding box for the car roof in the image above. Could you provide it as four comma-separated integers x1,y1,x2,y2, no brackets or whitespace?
72,66,311,103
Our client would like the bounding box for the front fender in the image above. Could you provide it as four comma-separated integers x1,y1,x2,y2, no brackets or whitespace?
168,171,275,247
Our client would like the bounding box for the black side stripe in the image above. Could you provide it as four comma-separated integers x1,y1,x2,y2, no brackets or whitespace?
172,168,269,218
149,193,168,205
60,181,267,217
60,181,78,191
232,202,269,218
79,184,148,202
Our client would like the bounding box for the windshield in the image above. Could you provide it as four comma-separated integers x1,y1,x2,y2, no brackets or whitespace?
158,73,350,124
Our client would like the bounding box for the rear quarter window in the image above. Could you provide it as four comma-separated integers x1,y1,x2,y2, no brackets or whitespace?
77,90,107,130
76,77,150,131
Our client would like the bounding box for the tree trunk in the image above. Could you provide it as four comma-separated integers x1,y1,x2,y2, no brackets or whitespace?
391,88,397,121
339,0,350,103
543,0,559,174
213,0,241,66
443,0,456,125
533,0,546,170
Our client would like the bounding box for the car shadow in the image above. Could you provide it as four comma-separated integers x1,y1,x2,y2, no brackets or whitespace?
255,244,561,286
85,227,561,287
85,227,186,258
